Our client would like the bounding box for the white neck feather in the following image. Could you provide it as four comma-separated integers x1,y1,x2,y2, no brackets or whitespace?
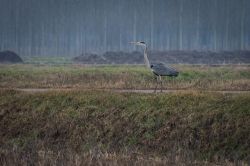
143,46,150,68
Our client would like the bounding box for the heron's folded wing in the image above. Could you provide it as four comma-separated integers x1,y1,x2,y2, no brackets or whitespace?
151,63,179,76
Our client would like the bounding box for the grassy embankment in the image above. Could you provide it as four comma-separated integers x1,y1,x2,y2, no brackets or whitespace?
0,90,249,165
0,64,250,90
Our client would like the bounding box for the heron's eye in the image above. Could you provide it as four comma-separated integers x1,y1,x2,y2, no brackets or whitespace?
150,65,153,68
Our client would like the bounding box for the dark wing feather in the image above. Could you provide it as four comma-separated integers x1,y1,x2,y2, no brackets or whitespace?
150,63,179,77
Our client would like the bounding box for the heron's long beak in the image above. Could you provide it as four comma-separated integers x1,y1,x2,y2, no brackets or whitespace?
129,41,146,47
129,41,137,44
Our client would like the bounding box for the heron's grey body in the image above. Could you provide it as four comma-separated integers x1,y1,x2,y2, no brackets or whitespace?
130,41,179,92
151,63,179,77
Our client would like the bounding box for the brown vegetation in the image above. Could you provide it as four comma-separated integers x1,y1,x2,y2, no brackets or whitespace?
0,90,249,165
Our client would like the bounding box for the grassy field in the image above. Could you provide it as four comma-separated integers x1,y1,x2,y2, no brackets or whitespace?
0,90,249,165
0,64,250,90
0,62,250,165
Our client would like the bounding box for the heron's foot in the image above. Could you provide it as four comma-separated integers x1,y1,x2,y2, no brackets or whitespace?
154,84,158,93
160,81,163,93
154,88,157,93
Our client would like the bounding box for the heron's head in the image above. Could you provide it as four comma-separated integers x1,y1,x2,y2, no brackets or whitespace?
129,41,147,47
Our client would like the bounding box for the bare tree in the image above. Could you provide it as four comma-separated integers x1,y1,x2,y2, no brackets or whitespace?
196,0,200,49
213,0,218,50
150,0,154,50
133,9,137,50
179,0,183,50
241,0,246,50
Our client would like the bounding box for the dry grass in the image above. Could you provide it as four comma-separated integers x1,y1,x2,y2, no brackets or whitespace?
1,147,246,166
0,90,249,165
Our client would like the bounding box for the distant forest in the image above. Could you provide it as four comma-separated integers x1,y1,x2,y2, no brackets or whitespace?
0,0,250,56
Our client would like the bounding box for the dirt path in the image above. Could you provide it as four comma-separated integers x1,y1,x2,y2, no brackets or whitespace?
113,89,250,94
6,88,250,94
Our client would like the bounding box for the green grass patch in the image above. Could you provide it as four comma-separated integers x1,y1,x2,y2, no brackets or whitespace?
0,64,250,90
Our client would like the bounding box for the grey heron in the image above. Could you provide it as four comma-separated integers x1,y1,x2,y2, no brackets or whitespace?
130,41,179,92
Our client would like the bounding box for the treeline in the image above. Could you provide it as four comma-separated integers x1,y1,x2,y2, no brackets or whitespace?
0,0,249,56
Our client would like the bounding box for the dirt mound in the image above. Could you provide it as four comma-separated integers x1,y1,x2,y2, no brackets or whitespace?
150,50,250,64
73,51,143,64
0,51,23,63
73,50,250,64
103,51,143,64
73,53,106,64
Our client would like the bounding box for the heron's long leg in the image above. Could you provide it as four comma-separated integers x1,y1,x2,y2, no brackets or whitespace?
154,76,159,93
159,76,163,92
171,77,175,90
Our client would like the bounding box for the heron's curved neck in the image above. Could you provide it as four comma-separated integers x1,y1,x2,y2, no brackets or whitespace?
143,46,150,68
